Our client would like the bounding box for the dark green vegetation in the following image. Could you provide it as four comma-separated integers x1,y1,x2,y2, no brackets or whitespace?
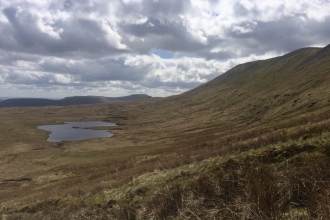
0,94,152,107
0,44,330,219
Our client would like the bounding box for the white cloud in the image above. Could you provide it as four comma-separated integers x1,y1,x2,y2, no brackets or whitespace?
0,0,329,98
239,0,254,11
122,0,142,4
36,11,62,40
101,21,127,50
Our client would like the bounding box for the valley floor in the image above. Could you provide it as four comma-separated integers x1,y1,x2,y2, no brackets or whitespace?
1,97,330,219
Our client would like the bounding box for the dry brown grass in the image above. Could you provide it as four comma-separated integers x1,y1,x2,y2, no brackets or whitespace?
5,134,330,219
2,100,330,219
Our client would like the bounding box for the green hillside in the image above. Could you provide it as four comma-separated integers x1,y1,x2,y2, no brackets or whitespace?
1,44,330,219
177,45,329,120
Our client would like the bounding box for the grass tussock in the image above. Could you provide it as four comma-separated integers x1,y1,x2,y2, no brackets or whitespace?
136,150,330,219
11,141,330,220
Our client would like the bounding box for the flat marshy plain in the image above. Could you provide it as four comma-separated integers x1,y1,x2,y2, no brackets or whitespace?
1,97,330,219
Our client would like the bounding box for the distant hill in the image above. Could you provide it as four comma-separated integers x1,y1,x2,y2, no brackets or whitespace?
107,94,153,102
0,98,56,107
0,94,152,108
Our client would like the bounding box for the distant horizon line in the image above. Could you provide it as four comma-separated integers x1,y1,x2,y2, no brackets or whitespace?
0,94,152,101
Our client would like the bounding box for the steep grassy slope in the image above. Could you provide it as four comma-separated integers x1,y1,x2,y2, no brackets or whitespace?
1,44,330,219
132,45,330,147
177,46,329,120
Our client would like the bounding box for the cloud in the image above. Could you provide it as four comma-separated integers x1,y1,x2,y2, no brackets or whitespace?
0,0,329,98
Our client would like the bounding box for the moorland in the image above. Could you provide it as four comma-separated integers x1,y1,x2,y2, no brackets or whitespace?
1,44,330,219
0,94,152,108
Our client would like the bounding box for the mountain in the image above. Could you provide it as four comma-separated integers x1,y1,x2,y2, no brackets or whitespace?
103,44,330,218
163,45,330,126
0,94,152,108
1,44,330,219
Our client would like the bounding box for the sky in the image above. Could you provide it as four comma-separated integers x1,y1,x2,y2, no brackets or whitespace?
0,0,329,98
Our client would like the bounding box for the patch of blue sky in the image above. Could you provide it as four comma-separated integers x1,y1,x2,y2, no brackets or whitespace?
152,50,174,59
152,50,200,60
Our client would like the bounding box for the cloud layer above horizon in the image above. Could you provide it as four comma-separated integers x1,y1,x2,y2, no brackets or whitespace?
0,0,329,98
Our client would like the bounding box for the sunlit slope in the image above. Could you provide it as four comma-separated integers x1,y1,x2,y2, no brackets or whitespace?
116,45,330,147
168,45,330,123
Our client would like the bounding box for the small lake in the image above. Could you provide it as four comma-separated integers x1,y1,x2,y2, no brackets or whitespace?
37,121,116,142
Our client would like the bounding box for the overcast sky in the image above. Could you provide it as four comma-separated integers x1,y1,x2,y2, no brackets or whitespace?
0,0,329,98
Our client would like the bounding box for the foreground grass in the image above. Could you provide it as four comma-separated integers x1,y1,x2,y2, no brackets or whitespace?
3,134,330,219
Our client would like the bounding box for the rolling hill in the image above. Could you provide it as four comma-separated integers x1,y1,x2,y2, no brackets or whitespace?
174,44,330,120
0,44,330,219
0,94,152,108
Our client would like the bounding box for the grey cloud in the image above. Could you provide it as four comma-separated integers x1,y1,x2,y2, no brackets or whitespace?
26,55,218,90
140,0,188,15
233,1,260,17
199,15,330,60
1,6,127,58
56,19,117,54
120,17,207,54
2,1,329,60
1,0,330,98
39,58,148,82
143,80,202,90
120,17,174,38
193,37,234,60
244,16,330,54
63,0,74,10
121,0,188,17
52,0,108,14
118,0,210,55
5,70,52,85
1,8,52,50
233,2,251,16
0,51,39,66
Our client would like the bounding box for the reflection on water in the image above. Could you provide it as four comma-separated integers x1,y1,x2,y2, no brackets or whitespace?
37,121,116,142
